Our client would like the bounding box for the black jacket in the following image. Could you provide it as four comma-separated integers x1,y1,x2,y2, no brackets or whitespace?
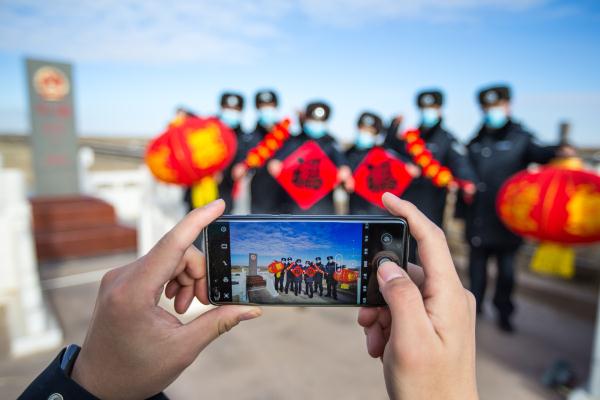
19,348,168,400
275,132,349,215
460,120,558,249
345,145,391,215
246,123,289,214
387,121,477,225
218,125,251,213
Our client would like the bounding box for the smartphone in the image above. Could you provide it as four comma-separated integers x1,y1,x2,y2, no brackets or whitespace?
202,215,409,307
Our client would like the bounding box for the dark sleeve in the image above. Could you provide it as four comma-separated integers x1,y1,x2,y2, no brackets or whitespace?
445,139,478,183
525,133,558,164
327,141,349,167
19,349,169,400
273,137,299,161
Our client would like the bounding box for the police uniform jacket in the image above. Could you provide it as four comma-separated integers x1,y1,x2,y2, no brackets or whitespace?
461,120,557,249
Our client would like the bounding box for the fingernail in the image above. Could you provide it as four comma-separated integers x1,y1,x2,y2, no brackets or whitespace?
239,308,262,321
378,262,406,282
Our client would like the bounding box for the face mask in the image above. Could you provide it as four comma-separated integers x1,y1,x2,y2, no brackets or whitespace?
220,109,241,128
420,108,440,128
258,106,278,127
355,130,376,150
304,120,327,139
485,106,508,129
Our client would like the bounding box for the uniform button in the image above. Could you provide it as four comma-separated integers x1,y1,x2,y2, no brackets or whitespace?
481,147,492,158
477,182,487,192
471,236,482,247
48,394,64,400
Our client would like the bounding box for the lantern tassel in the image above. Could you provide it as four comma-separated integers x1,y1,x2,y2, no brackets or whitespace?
530,242,575,279
191,176,219,209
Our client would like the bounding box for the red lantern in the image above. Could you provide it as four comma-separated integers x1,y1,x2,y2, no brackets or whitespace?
145,116,237,186
333,268,358,284
267,261,284,274
497,160,600,277
497,164,600,244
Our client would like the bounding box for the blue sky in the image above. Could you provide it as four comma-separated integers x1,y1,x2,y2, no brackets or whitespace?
229,221,362,268
0,0,599,145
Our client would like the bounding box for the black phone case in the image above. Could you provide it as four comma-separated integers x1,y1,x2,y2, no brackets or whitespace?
203,214,410,307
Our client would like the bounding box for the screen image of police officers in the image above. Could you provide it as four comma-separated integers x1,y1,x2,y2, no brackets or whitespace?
217,92,246,213
313,256,324,296
462,84,561,333
324,255,338,300
269,101,353,214
345,111,390,215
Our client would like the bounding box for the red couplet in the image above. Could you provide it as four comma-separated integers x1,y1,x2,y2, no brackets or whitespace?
276,140,339,210
353,147,413,209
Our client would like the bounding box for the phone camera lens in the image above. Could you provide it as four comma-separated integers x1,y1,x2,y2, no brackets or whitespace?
381,233,393,245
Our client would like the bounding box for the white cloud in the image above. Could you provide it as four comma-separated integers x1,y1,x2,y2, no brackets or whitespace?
0,0,551,64
0,0,290,64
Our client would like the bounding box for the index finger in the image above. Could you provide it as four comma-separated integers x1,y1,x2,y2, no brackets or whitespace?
141,199,225,289
382,193,461,288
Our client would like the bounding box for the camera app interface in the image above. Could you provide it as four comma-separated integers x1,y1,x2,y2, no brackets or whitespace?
206,220,406,306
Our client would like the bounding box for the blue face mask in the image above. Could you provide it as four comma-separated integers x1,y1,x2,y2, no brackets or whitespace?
258,106,278,127
220,109,241,128
304,120,327,139
485,106,508,129
355,131,376,150
420,108,440,128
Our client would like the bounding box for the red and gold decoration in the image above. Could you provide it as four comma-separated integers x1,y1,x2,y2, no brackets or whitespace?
146,115,237,185
276,140,339,210
353,147,413,209
497,158,600,278
334,268,358,290
291,264,304,278
402,129,471,189
267,260,285,278
244,119,291,169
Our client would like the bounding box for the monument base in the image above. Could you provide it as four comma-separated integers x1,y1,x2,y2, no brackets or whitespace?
246,275,266,289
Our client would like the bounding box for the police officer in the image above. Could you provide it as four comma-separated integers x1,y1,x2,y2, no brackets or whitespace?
303,260,315,297
463,84,564,332
345,111,389,215
232,89,288,213
313,256,325,296
324,255,338,300
268,101,353,214
274,257,286,292
284,256,294,294
292,258,303,296
390,90,477,262
217,92,248,213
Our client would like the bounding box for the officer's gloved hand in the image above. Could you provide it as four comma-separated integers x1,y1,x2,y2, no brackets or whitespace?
358,193,478,400
71,200,262,400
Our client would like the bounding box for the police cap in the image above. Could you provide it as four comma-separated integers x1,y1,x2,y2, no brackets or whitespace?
477,85,511,106
416,90,443,108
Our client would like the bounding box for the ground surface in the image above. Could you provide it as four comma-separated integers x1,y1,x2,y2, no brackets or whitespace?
0,251,596,400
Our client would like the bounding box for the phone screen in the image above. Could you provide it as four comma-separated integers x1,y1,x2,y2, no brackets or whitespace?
203,217,408,306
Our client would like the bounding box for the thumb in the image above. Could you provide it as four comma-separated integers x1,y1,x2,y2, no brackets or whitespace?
181,305,262,353
377,262,432,341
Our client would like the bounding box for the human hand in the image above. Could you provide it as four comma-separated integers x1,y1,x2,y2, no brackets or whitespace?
267,159,283,177
338,166,355,192
231,163,248,181
71,200,262,400
405,163,421,178
358,193,478,400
